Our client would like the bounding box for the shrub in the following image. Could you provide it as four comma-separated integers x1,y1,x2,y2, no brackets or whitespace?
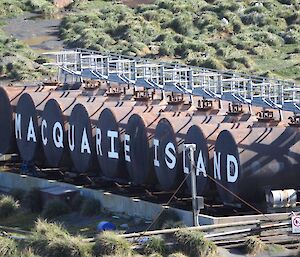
0,237,18,257
29,219,89,257
244,236,267,254
27,0,59,16
10,188,26,202
71,194,85,212
23,188,43,213
80,198,102,217
174,229,217,257
42,199,71,219
252,32,284,46
144,236,166,255
169,14,193,36
21,248,42,257
0,195,20,218
154,209,181,229
233,21,242,33
241,12,271,27
92,231,132,257
282,30,300,44
189,57,224,70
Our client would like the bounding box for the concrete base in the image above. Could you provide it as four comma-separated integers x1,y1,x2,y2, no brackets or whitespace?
199,212,292,225
0,172,294,227
0,172,194,226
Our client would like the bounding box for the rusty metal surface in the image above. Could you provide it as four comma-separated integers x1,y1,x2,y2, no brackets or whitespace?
15,93,43,162
68,103,99,174
0,86,58,155
214,127,300,206
125,112,182,185
41,91,82,167
14,90,73,162
96,106,166,179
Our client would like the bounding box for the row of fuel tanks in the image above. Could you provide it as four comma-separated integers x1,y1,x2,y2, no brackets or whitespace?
0,82,299,208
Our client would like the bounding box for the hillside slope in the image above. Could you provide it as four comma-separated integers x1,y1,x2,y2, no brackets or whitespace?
61,0,300,82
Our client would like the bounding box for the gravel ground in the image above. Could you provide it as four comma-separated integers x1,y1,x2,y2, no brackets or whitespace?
3,13,64,53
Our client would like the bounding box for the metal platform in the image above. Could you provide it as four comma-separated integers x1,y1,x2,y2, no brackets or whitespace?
44,48,300,113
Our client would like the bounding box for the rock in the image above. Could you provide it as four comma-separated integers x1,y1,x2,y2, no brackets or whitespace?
52,0,73,8
120,223,129,229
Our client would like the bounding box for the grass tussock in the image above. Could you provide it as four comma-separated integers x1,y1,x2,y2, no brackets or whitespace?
23,188,43,213
174,229,217,257
42,199,71,219
244,236,267,255
0,195,20,218
10,188,26,202
154,209,181,230
29,219,90,257
92,231,132,257
80,198,102,217
144,236,166,255
0,236,18,257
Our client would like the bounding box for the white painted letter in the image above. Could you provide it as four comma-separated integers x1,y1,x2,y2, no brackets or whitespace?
124,134,131,162
165,142,176,170
27,117,37,142
68,124,75,152
153,139,160,167
107,130,119,159
213,151,221,180
41,119,48,146
196,150,207,177
96,128,102,156
53,122,64,148
227,154,239,183
183,145,189,174
81,128,91,154
15,113,21,139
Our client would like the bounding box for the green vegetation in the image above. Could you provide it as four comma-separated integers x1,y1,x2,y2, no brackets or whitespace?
154,209,181,229
0,236,18,257
0,0,56,81
10,188,26,202
0,30,51,80
174,229,217,257
23,188,43,213
0,0,59,18
80,198,102,217
60,0,300,82
42,199,71,219
144,236,166,255
92,231,132,256
0,195,20,218
244,236,266,254
29,219,91,257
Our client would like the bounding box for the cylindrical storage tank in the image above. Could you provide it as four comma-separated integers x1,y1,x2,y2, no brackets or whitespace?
96,106,166,180
153,116,196,191
153,114,255,191
184,122,253,196
0,86,56,155
66,96,133,174
41,91,81,167
68,103,96,174
184,125,210,195
15,92,55,162
214,127,300,206
125,112,179,185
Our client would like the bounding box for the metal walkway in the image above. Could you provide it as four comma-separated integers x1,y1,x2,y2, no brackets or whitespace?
44,48,300,113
